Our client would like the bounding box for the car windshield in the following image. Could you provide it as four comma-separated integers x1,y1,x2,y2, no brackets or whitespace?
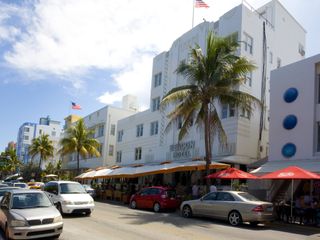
82,185,92,190
14,183,27,188
11,192,52,209
238,192,260,201
60,183,86,194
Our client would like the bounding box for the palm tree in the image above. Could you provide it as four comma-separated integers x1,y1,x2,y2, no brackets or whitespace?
0,148,22,177
29,134,54,169
161,32,259,191
59,119,100,175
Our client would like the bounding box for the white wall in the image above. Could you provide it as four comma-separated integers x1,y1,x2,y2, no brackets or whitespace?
269,54,320,161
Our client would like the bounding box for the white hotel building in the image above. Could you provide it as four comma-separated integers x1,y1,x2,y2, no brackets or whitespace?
63,96,137,170
116,0,306,169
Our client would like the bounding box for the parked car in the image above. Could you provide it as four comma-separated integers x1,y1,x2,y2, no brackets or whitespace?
82,185,96,198
27,182,44,190
44,181,94,216
129,186,180,212
0,189,63,239
13,182,28,189
180,191,274,226
0,187,20,201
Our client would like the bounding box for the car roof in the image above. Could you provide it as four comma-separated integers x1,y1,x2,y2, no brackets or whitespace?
46,180,80,184
9,189,42,194
0,187,20,191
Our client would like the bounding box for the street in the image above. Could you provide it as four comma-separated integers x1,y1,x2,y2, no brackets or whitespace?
0,201,319,240
60,201,319,240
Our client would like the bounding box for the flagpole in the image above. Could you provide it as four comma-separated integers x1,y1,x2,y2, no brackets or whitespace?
192,0,195,28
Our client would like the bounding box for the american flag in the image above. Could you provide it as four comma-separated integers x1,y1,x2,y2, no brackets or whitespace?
71,102,82,110
195,0,209,8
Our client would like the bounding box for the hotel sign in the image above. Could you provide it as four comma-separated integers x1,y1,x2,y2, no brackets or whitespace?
170,141,195,159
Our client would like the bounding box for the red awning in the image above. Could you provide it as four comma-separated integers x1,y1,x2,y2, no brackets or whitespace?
259,166,320,180
206,167,258,179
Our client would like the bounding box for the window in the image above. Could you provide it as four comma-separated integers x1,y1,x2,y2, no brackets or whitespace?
154,73,162,87
51,131,56,137
24,127,30,132
221,104,228,119
152,97,160,111
318,74,320,103
277,57,282,68
98,144,103,155
116,151,122,163
39,130,42,135
217,192,235,201
150,121,159,136
110,124,116,136
24,135,29,140
243,33,253,54
97,125,104,137
245,71,252,87
136,124,143,137
240,108,250,119
269,51,273,64
109,145,114,156
135,147,142,160
229,104,235,117
117,130,123,142
221,104,236,119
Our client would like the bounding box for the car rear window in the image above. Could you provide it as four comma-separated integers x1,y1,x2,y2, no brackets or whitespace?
238,192,260,201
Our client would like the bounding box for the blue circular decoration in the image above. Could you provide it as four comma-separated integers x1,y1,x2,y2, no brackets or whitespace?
283,88,298,103
282,143,296,158
283,115,297,130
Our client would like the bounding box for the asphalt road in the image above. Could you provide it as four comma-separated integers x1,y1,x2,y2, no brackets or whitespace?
1,201,319,240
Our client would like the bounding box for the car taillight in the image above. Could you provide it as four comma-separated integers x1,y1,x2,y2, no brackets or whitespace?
252,205,264,212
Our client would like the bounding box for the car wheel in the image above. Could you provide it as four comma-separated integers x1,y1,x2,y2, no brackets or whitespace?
85,211,91,217
130,200,137,209
182,205,193,218
153,202,161,212
57,203,63,214
5,224,11,240
228,211,242,226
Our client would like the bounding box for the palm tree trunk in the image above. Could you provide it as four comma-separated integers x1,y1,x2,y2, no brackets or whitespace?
77,151,80,176
203,105,212,193
39,155,42,170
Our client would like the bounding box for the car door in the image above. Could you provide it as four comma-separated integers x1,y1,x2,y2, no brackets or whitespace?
195,192,218,217
135,188,150,209
214,192,236,220
147,188,161,209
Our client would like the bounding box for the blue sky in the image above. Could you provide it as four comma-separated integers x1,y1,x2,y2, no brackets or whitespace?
0,0,319,151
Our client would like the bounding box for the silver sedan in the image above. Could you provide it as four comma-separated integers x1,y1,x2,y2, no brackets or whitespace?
0,189,63,239
180,191,274,226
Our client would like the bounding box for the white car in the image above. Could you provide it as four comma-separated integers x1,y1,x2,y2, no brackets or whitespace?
44,181,94,216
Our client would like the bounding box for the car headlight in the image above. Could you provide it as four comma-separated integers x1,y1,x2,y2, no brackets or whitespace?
62,200,74,205
88,200,94,204
11,220,27,227
53,215,63,223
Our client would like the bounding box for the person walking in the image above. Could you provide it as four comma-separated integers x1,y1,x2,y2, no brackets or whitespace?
210,181,217,193
192,181,200,199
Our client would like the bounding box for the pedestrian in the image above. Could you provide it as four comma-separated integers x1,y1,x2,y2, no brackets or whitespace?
210,181,217,193
192,181,200,199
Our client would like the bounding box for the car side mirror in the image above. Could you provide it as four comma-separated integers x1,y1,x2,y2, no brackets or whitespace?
52,190,58,195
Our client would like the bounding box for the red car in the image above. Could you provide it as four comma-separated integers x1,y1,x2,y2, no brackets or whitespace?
130,186,180,212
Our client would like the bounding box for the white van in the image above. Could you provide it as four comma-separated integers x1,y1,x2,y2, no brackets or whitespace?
44,181,94,216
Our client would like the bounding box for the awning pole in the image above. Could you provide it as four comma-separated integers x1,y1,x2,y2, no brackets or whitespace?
290,179,293,220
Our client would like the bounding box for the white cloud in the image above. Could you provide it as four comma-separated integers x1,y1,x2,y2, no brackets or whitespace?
0,0,284,107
